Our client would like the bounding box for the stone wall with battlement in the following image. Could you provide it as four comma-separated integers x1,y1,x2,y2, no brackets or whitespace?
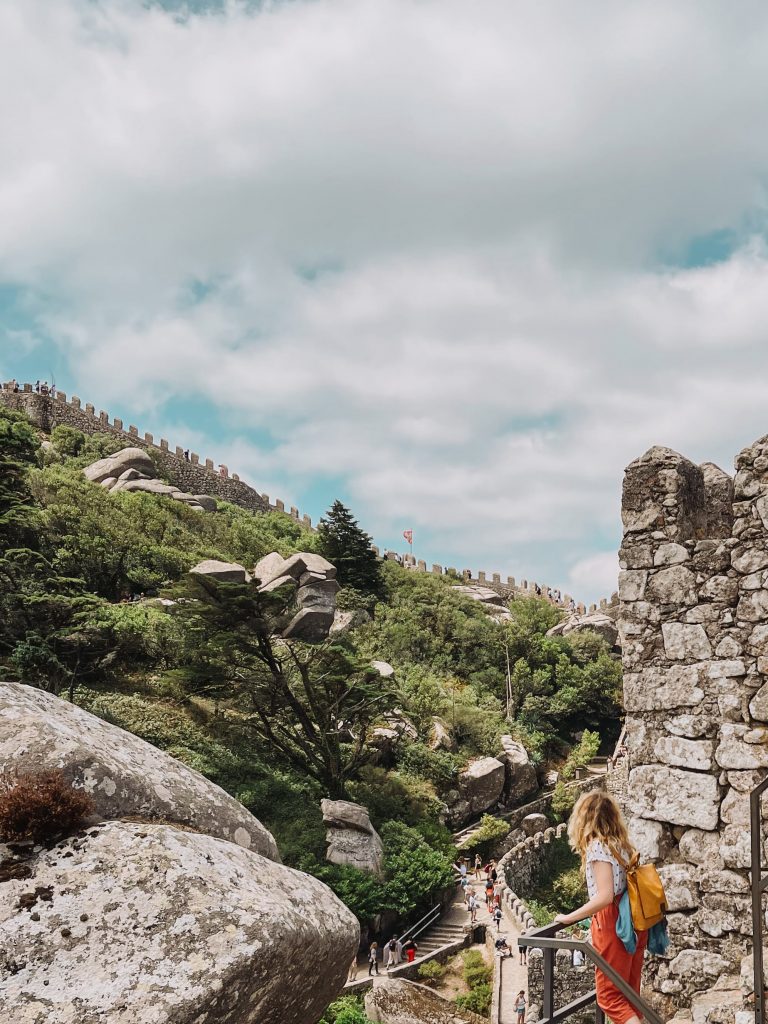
619,441,768,1015
0,384,316,526
0,381,611,609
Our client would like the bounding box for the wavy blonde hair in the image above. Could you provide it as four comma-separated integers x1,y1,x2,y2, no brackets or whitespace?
567,790,636,870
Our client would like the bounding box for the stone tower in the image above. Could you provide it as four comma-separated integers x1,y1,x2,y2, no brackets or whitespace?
619,440,768,1015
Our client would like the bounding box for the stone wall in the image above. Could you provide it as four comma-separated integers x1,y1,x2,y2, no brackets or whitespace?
0,386,314,522
527,948,593,1024
619,442,768,1013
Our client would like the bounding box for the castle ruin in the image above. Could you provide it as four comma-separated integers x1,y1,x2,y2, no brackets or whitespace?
619,438,768,1018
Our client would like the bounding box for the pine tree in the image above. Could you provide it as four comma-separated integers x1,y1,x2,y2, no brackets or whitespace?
316,500,382,596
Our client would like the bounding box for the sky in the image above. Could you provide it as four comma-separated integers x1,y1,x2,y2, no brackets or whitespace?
3,1,768,604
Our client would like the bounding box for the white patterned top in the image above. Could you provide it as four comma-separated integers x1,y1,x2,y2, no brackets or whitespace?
585,840,627,899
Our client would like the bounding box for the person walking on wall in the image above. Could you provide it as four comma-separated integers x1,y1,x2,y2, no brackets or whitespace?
368,942,379,976
493,904,503,931
553,791,647,1024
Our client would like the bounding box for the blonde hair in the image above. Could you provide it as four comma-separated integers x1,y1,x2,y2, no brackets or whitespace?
567,790,636,870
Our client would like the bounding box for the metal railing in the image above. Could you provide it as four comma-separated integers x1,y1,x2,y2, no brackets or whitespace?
751,775,768,1024
519,923,665,1024
398,903,441,945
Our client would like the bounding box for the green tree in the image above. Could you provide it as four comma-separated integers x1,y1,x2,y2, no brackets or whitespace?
317,501,382,596
0,406,39,547
169,573,396,797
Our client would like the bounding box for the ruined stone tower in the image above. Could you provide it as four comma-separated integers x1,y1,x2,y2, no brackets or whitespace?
619,439,768,1016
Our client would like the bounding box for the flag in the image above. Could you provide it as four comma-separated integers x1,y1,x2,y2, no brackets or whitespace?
403,529,413,545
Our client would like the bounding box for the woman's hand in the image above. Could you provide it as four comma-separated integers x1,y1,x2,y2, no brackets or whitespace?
553,913,570,926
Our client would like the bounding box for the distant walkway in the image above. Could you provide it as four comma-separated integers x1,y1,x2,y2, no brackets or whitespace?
496,909,528,1023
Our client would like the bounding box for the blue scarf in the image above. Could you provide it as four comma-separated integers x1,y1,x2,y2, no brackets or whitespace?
616,890,669,955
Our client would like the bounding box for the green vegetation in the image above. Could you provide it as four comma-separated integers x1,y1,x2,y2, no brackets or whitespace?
0,402,621,934
455,949,492,1015
457,813,510,855
417,959,445,983
318,995,372,1024
526,836,588,924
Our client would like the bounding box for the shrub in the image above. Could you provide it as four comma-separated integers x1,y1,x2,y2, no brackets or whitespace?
552,867,588,913
559,730,601,781
318,995,372,1024
456,983,492,1015
462,948,492,989
457,813,509,854
397,742,460,789
50,425,85,456
551,780,576,821
417,959,445,983
0,770,94,844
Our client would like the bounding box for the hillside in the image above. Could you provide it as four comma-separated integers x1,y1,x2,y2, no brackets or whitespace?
0,401,622,931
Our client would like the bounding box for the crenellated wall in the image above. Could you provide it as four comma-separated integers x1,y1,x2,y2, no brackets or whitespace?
619,442,768,1014
0,385,316,526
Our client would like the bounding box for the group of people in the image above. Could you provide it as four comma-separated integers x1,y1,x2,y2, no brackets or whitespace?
362,934,418,977
33,380,55,397
454,854,503,927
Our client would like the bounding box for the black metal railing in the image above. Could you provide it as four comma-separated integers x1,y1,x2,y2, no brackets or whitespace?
398,903,441,945
751,775,768,1024
519,923,665,1024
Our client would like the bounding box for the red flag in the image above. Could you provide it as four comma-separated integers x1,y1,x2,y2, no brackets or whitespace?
403,529,413,545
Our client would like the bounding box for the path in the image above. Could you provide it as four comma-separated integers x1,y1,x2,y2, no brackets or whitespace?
495,908,529,1023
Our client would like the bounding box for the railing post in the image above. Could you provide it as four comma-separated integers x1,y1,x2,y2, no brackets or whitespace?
542,946,555,1021
752,779,767,1024
595,1006,605,1024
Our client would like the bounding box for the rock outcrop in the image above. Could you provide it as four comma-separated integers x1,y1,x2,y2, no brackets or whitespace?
255,551,340,642
453,584,512,622
429,717,458,753
365,978,486,1024
0,682,278,859
321,799,385,878
497,734,538,805
547,611,619,648
84,447,218,512
445,756,506,826
0,821,358,1024
190,559,249,583
521,812,549,836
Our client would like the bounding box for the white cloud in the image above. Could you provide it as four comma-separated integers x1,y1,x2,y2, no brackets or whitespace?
4,1,768,602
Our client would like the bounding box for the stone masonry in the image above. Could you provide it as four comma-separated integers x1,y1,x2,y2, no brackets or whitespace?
619,441,768,1016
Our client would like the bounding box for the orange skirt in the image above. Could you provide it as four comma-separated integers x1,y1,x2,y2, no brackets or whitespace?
590,900,647,1024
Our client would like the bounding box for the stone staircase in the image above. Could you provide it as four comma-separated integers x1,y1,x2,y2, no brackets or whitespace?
411,917,468,958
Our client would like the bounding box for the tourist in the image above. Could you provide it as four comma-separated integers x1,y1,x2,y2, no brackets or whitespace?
514,990,527,1023
490,860,498,882
493,904,503,931
485,877,495,907
34,380,40,393
468,892,478,924
518,933,527,966
385,936,398,970
553,791,646,1024
50,384,56,398
368,942,379,976
454,858,468,883
494,936,512,958
569,598,576,612
184,449,190,461
347,955,359,982
474,853,482,878
403,938,417,962
395,936,403,964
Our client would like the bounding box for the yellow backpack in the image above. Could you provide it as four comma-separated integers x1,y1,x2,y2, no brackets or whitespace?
626,854,667,931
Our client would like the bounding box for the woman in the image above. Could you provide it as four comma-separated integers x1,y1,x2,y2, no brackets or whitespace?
474,853,482,878
368,942,379,976
553,791,647,1024
514,990,527,1023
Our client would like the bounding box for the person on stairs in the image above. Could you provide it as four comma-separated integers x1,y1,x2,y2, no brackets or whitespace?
553,791,647,1024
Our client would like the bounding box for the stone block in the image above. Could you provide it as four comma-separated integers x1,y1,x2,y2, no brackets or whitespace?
646,565,698,604
732,547,768,574
624,664,706,712
654,542,690,566
736,589,768,622
282,607,335,642
679,828,724,869
627,765,719,830
618,569,648,602
716,723,768,769
627,817,666,861
698,575,739,603
662,622,713,660
654,736,714,771
658,864,698,910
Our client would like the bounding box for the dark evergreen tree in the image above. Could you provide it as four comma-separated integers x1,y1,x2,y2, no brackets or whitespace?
316,500,382,596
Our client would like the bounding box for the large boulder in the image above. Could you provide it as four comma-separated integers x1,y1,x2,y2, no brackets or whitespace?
82,447,155,484
448,757,506,825
330,608,371,635
190,558,249,584
0,821,358,1024
282,606,336,641
547,612,619,648
498,735,538,805
429,717,458,753
0,682,278,860
521,812,549,836
254,552,340,642
321,799,385,878
365,977,480,1024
